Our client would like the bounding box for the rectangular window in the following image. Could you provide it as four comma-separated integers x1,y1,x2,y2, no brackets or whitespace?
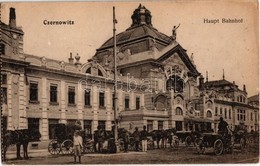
224,108,227,119
220,108,223,115
215,107,218,115
84,120,92,136
98,121,106,130
237,109,240,120
1,87,7,104
125,95,129,109
2,116,7,132
112,93,115,108
99,92,105,107
229,109,231,119
48,119,59,139
30,82,38,102
136,97,140,110
251,112,253,121
50,84,58,103
28,118,40,133
68,86,75,104
0,43,5,55
147,120,153,132
176,121,183,131
84,90,91,106
158,121,163,130
1,74,7,85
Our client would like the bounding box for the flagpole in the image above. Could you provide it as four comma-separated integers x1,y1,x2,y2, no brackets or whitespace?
113,6,118,145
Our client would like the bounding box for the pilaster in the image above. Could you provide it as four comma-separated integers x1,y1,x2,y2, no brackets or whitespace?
41,77,48,140
92,85,98,131
60,80,67,124
7,73,13,130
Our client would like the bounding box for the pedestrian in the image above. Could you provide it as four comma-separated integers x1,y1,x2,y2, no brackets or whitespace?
140,126,148,152
132,127,140,151
122,129,130,153
73,130,83,163
168,131,173,148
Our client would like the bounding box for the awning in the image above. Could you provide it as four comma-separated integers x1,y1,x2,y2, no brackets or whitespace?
184,117,214,123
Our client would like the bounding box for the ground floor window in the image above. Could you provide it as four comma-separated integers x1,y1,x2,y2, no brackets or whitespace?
48,119,59,139
28,118,40,132
2,116,7,132
98,121,106,130
158,121,163,130
147,120,153,132
176,121,182,131
84,120,92,135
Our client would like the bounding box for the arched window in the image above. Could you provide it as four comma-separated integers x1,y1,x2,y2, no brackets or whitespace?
176,107,183,115
206,110,212,118
154,95,167,111
86,67,91,74
166,75,184,92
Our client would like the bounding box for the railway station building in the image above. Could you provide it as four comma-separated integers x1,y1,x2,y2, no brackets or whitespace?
1,5,259,146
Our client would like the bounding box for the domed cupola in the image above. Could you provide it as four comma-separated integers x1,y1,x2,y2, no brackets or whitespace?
131,4,152,27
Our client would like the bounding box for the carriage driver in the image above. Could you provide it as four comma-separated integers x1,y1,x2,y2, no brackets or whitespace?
218,117,230,139
73,130,83,163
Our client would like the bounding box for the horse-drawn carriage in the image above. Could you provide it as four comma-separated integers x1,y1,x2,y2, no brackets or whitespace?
48,123,94,155
175,131,202,146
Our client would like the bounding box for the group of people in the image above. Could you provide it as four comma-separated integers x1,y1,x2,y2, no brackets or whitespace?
131,126,149,152
72,117,233,163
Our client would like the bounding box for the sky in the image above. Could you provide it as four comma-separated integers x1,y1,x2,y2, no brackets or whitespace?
1,1,259,96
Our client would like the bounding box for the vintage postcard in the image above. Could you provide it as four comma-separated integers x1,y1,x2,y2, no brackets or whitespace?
1,0,259,164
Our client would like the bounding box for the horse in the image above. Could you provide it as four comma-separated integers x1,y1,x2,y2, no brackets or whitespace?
2,129,41,161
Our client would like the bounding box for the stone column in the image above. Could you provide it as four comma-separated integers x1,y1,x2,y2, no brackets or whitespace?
141,93,145,110
130,91,135,110
182,121,185,131
164,120,169,129
118,89,123,112
60,80,66,124
169,89,175,128
7,73,13,130
41,77,48,140
18,73,27,129
153,120,158,130
77,83,83,128
105,86,112,130
92,85,99,132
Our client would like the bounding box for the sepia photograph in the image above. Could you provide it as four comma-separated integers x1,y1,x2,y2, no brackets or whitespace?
0,0,259,164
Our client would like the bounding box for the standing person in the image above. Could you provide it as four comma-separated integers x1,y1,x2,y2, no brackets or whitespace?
140,126,148,152
122,129,130,153
132,127,140,151
73,130,83,163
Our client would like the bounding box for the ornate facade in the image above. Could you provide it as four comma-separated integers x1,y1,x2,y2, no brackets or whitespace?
1,5,259,147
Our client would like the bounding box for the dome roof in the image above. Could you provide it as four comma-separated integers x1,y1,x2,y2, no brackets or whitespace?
97,4,173,51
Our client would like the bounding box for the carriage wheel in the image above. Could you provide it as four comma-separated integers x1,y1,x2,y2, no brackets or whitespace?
214,139,224,156
119,140,125,152
185,136,192,146
195,138,205,154
48,140,61,155
61,139,73,155
83,141,94,153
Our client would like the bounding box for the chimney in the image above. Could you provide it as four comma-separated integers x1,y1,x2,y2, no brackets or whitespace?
9,7,16,28
68,52,74,64
243,84,246,92
199,75,204,90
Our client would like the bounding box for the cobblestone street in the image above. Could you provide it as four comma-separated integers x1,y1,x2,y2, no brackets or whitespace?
3,146,259,165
